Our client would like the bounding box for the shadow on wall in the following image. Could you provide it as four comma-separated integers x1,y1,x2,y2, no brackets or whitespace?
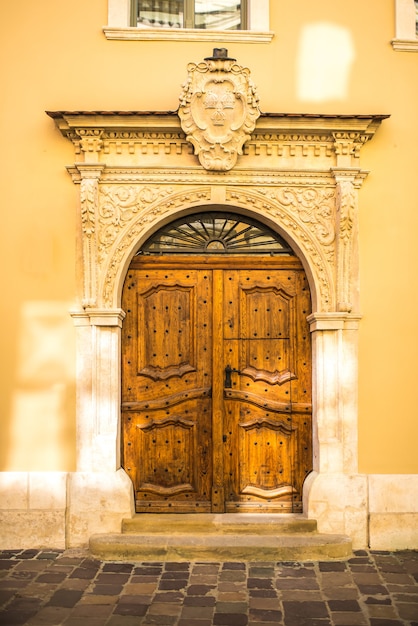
297,22,356,102
2,301,76,471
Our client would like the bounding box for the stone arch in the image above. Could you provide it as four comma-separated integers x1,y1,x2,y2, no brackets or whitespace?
100,188,335,313
50,107,388,548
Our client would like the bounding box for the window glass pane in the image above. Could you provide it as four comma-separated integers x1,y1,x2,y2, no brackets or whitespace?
136,1,242,29
138,212,294,255
137,1,183,28
195,1,241,30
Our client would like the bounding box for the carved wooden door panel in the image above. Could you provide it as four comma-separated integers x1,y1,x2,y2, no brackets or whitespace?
122,257,312,513
221,267,312,512
122,268,213,512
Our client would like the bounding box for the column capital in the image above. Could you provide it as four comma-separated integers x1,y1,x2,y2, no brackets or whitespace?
71,308,126,327
307,312,362,331
331,167,368,188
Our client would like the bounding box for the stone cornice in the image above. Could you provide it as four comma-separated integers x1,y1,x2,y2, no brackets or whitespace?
47,111,389,170
47,112,389,141
67,165,346,186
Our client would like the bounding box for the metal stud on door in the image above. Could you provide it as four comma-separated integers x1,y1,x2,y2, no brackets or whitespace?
222,268,312,513
121,213,312,514
121,268,213,512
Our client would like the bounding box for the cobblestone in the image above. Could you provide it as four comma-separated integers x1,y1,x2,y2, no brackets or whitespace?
0,549,417,624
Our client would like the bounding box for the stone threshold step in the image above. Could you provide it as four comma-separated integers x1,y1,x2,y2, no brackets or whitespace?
122,513,318,535
89,532,352,562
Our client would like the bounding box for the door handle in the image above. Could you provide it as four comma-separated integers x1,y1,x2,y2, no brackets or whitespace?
224,364,241,388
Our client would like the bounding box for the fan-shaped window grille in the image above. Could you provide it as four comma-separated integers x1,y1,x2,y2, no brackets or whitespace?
138,212,294,255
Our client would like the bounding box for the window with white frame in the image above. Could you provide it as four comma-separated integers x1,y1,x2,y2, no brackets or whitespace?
392,0,418,50
105,0,272,41
133,0,245,30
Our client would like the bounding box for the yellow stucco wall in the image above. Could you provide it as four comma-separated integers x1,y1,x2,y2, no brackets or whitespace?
1,0,417,472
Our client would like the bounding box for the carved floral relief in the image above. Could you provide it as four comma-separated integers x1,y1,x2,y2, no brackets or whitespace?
265,187,336,251
100,186,212,306
225,187,335,310
98,185,174,261
48,101,386,313
79,175,100,307
76,178,338,310
74,174,361,313
335,178,357,312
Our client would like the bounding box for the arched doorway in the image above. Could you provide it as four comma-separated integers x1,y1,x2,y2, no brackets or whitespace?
47,108,388,547
121,211,312,513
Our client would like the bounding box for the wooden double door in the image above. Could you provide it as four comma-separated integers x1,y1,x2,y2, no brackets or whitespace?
121,256,312,513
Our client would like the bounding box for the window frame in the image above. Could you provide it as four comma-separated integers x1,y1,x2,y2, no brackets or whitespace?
131,0,248,31
138,211,295,255
392,0,418,51
104,0,272,42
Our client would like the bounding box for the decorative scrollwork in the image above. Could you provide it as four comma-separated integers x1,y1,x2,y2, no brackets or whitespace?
101,187,212,306
98,185,174,260
226,187,335,310
270,187,336,248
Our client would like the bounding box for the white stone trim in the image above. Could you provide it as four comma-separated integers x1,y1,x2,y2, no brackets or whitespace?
368,474,418,549
104,0,273,42
369,474,418,513
108,0,131,26
103,26,273,42
304,472,369,549
247,0,269,31
307,313,362,476
303,312,366,549
369,513,418,549
2,470,417,549
67,470,134,548
70,309,125,473
0,470,134,549
39,109,389,547
0,472,67,549
392,0,418,50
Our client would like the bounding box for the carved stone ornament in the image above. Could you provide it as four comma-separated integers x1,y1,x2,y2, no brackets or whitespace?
178,48,260,171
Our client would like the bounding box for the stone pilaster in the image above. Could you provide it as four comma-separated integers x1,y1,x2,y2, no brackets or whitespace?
305,312,366,548
332,169,365,313
71,308,125,473
71,165,106,307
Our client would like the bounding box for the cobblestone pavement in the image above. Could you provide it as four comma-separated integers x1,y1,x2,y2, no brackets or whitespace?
0,549,417,626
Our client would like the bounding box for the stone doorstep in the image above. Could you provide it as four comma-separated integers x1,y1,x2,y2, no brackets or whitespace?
89,532,352,563
90,515,352,562
122,513,318,535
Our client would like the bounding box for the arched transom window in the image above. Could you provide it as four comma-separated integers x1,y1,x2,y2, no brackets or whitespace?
138,212,295,255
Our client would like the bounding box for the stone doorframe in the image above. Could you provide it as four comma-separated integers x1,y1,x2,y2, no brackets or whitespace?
47,110,387,548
